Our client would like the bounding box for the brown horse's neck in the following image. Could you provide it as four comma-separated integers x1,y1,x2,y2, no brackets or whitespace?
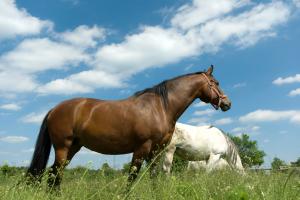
165,74,206,124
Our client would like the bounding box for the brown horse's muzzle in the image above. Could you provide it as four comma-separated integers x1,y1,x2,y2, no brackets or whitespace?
219,97,231,112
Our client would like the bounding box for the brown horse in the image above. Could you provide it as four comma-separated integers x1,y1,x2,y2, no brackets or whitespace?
27,65,231,189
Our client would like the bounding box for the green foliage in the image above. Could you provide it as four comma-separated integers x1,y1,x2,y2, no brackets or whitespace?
271,157,286,170
291,157,300,167
171,154,188,173
0,164,20,176
100,162,116,177
229,134,266,168
121,162,131,174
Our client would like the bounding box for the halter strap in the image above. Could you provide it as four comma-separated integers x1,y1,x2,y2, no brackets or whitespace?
202,73,227,110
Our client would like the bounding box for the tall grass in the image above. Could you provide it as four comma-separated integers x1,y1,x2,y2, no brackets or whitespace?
0,167,299,200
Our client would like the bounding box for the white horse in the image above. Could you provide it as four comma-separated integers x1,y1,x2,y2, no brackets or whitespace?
162,123,244,173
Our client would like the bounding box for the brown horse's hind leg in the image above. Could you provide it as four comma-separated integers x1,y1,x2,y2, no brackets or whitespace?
127,140,152,184
48,143,81,191
48,148,68,191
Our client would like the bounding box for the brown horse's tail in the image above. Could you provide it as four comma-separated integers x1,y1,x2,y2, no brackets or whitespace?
27,110,52,180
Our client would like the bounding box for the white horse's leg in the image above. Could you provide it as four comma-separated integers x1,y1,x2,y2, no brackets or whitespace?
206,153,221,172
188,161,207,171
162,144,176,175
214,158,229,170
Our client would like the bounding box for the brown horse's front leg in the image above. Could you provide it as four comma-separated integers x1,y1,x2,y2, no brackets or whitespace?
127,158,143,184
127,140,152,184
148,132,174,178
147,146,165,178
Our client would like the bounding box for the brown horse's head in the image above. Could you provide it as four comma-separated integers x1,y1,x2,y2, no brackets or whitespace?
198,65,231,111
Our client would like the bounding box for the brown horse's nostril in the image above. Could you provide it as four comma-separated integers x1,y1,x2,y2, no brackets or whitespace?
220,99,231,111
228,101,232,108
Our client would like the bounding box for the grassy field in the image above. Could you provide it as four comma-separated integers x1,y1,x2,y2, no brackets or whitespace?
0,166,299,200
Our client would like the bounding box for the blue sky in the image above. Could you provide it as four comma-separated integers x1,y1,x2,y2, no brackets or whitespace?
0,0,299,169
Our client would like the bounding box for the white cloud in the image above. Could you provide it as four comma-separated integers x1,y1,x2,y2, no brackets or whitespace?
0,33,94,94
0,71,38,93
58,25,106,48
193,101,208,108
188,117,211,126
93,26,198,76
62,0,80,6
273,74,300,85
21,111,47,124
231,127,243,133
0,136,29,143
94,1,290,79
233,82,247,88
230,125,260,135
214,117,233,125
194,108,216,116
189,106,216,126
0,0,52,40
37,70,124,95
293,0,300,8
171,0,250,30
87,1,290,82
0,103,21,111
0,38,88,74
289,88,300,97
197,1,290,48
239,109,300,124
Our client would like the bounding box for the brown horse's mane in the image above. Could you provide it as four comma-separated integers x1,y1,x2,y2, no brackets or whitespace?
134,71,205,108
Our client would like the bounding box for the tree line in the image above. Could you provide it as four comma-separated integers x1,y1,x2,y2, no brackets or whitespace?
1,133,299,176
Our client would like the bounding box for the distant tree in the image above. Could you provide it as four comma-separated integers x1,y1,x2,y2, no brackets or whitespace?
271,157,286,170
229,134,265,168
70,166,89,175
122,162,131,174
100,162,116,177
291,157,300,167
0,164,18,176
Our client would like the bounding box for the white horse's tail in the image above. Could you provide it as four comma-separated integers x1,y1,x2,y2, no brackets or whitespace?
223,134,244,172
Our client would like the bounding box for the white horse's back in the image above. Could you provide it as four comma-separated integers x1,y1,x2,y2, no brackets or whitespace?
175,123,228,160
163,123,244,174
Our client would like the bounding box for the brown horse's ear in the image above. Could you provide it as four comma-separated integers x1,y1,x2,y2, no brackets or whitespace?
206,65,214,75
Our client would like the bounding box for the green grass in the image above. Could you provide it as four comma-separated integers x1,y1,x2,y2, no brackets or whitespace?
0,167,299,200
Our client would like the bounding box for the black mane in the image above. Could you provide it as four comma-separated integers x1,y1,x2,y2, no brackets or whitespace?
134,71,205,108
134,80,169,107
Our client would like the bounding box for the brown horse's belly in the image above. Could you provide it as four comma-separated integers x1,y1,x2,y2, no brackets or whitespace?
78,129,137,155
